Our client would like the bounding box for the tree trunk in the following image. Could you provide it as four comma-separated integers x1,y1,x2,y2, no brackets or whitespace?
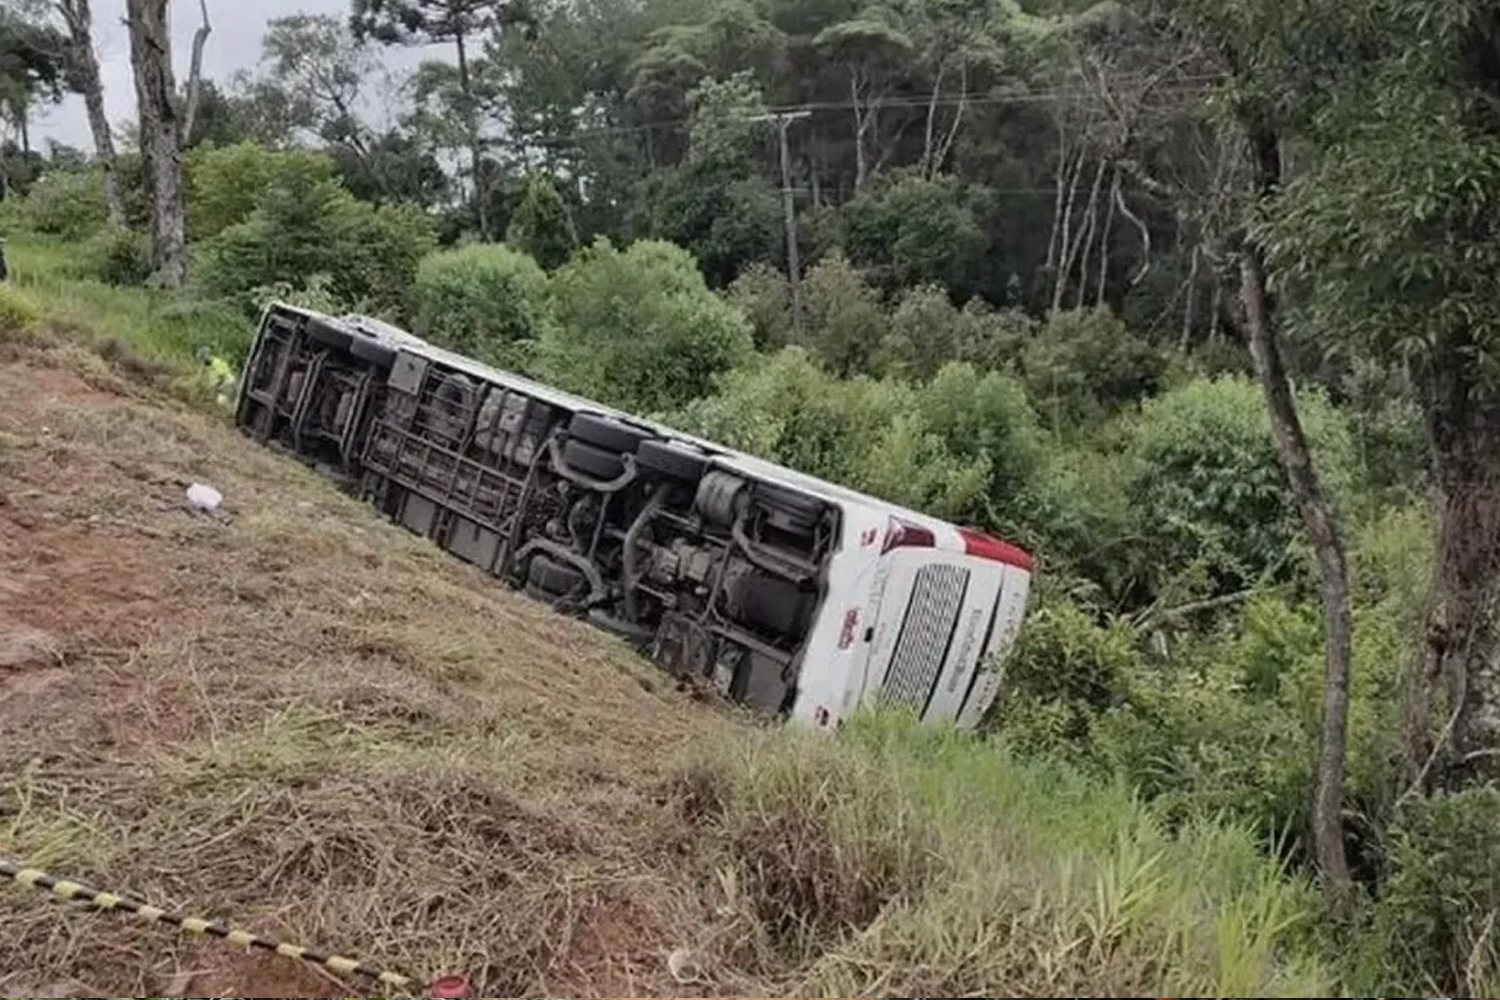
454,28,489,240
58,0,124,227
933,62,967,176
125,0,187,288
1240,125,1354,909
1050,149,1087,314
922,61,945,178
1095,163,1120,308
181,0,212,147
850,62,872,192
1410,345,1500,790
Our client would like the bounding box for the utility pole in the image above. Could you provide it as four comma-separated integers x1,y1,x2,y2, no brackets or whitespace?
747,109,811,338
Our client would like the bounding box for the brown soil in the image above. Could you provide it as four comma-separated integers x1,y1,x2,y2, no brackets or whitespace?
0,343,734,999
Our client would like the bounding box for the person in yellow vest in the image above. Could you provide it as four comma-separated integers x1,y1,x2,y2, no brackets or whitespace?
196,346,237,409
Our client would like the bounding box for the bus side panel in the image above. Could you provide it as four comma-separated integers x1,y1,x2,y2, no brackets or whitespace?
786,505,889,730
955,563,1031,730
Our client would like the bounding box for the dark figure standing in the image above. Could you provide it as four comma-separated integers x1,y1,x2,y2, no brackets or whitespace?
0,238,9,282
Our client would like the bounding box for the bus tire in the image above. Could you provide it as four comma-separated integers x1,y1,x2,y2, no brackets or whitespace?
560,439,625,481
568,412,650,454
636,440,707,482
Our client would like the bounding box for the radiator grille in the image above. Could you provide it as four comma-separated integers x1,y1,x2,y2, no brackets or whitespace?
881,563,970,712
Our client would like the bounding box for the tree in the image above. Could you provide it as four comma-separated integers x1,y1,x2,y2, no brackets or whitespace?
0,6,66,158
351,0,538,238
1161,0,1359,906
506,170,576,269
258,15,385,188
53,0,121,224
125,0,189,286
1256,0,1500,792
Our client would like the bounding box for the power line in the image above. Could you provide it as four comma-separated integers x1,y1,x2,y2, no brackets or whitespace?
518,75,1221,147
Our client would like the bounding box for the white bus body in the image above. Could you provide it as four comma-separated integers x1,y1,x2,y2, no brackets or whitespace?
235,304,1034,730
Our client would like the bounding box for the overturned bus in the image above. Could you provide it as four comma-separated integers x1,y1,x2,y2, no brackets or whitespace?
234,304,1034,731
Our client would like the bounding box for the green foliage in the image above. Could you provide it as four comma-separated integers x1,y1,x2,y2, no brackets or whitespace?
413,243,552,369
1022,307,1172,427
504,171,577,270
725,261,793,350
1368,787,1500,997
74,227,153,287
187,142,341,242
250,273,351,317
539,237,755,413
838,172,988,296
1125,374,1360,596
19,169,108,239
878,283,1034,380
798,251,889,377
675,348,1037,521
997,602,1138,753
195,167,435,320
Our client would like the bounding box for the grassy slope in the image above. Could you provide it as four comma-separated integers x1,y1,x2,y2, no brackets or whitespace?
0,237,1342,998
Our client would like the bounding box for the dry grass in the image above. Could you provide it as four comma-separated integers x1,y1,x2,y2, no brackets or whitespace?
0,263,1350,999
0,335,721,998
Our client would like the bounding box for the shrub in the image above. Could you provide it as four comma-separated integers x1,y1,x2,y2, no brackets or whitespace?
539,237,754,414
673,349,1037,521
1021,307,1172,428
878,284,1034,380
1125,373,1360,598
187,142,341,242
725,261,793,351
839,171,988,297
504,171,576,270
1368,787,1500,997
21,169,109,239
413,243,551,369
196,170,435,321
799,251,888,377
74,227,152,286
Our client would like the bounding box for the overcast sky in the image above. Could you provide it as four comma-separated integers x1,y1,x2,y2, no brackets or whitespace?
30,0,429,149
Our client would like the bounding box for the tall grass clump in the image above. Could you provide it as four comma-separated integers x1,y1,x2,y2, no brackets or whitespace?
680,709,1337,998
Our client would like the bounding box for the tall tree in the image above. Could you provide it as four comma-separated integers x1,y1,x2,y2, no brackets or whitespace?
52,0,121,224
124,0,208,287
1258,0,1500,792
258,15,385,189
351,0,537,238
0,5,66,158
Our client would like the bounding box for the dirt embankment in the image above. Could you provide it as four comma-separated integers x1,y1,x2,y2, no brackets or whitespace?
0,343,733,999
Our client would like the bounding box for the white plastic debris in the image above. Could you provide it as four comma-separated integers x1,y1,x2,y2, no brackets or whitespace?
185,483,223,512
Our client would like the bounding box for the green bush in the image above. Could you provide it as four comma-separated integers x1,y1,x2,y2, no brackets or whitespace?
413,243,552,369
187,142,341,242
996,601,1140,754
1125,373,1360,598
725,261,793,351
1368,791,1500,1000
21,169,109,239
838,171,988,296
1022,307,1172,428
877,284,1034,380
674,349,1040,522
74,227,152,286
504,171,576,270
798,251,888,377
195,169,435,321
1368,787,1500,997
539,237,755,414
